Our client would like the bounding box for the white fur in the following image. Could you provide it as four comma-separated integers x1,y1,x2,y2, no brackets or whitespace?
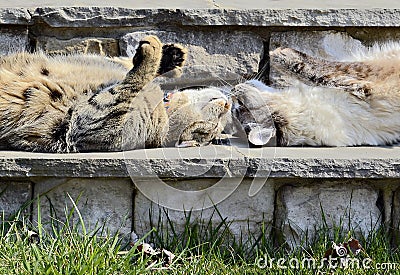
241,80,400,146
346,41,400,62
322,32,366,61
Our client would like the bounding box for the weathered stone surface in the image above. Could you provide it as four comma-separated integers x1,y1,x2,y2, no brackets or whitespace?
32,178,133,237
4,0,400,9
120,30,263,83
0,146,399,178
0,8,400,28
0,181,32,218
393,187,400,234
0,28,29,55
269,31,365,87
0,0,215,9
133,178,274,239
35,37,119,56
0,8,31,24
275,181,381,248
16,8,400,28
213,0,400,9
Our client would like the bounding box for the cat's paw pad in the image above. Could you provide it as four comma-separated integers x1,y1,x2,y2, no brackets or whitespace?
158,44,188,77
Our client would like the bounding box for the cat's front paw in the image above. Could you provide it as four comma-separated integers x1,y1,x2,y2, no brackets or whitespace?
132,35,163,66
158,44,188,77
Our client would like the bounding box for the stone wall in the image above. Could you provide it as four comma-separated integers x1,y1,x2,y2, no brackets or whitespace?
1,7,400,247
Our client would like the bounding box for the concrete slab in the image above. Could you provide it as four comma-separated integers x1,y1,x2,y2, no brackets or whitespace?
1,0,400,9
0,145,398,178
134,178,275,240
2,7,400,27
32,177,133,237
275,180,381,248
0,181,32,219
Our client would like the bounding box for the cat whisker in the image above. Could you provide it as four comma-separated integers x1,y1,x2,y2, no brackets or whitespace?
213,74,234,90
254,64,268,81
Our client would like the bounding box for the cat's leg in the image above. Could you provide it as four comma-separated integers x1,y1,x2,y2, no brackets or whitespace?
270,47,374,99
115,35,164,94
114,36,187,95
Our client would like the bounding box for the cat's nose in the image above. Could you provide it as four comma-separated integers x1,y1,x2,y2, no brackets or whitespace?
217,100,231,112
224,101,231,111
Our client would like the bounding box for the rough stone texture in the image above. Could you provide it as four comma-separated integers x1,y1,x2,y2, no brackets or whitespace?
120,30,263,84
393,187,400,235
0,8,31,24
0,28,29,55
0,146,399,178
269,31,365,87
0,181,32,219
35,37,120,56
32,178,133,237
212,0,400,9
16,8,400,28
0,8,400,28
133,178,274,240
4,0,400,9
275,181,382,248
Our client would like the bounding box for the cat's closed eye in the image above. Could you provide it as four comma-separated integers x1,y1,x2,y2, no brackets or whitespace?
210,97,221,101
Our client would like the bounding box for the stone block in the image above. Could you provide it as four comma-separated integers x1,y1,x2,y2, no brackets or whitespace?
133,178,274,241
269,31,365,87
275,181,381,248
32,178,133,237
35,37,119,56
0,8,31,25
0,28,29,55
120,30,263,87
29,8,400,28
0,181,32,219
393,186,400,238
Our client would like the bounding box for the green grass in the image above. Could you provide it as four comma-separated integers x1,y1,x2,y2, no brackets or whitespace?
0,202,399,274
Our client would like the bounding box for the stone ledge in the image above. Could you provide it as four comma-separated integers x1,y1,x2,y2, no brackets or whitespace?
0,8,30,24
0,145,399,178
2,8,400,27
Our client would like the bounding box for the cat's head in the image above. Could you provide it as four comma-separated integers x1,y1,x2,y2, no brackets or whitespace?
166,86,231,147
230,80,276,146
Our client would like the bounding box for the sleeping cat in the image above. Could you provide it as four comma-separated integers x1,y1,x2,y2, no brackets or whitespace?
231,43,400,146
0,35,230,152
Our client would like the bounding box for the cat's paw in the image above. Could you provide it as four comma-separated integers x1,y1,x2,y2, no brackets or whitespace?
132,35,163,66
158,44,188,77
270,47,306,70
175,140,212,147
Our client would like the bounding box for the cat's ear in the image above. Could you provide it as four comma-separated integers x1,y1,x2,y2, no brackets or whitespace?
248,125,275,146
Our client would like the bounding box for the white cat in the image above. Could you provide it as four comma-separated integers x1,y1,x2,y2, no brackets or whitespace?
231,43,400,146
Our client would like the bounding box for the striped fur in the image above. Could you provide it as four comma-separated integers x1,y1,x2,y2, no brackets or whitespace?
0,35,230,152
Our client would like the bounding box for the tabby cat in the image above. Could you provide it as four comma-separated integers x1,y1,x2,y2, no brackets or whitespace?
232,44,400,146
0,35,230,152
